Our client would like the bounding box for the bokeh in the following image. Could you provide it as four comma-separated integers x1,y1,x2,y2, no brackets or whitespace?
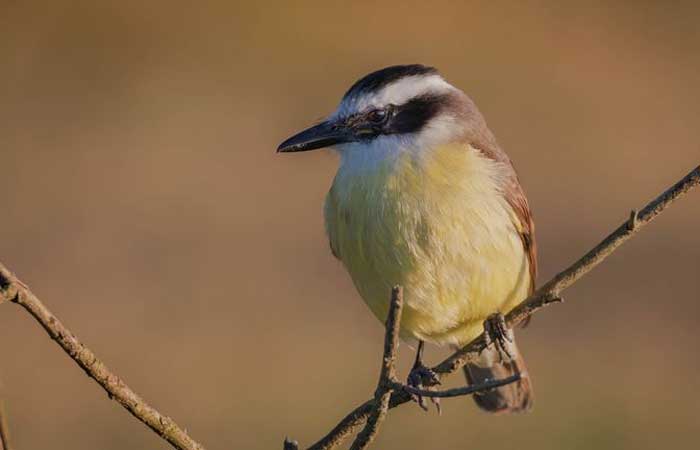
1,2,699,449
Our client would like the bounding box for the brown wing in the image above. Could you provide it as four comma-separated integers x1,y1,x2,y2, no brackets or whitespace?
503,173,538,294
457,94,537,293
469,138,537,294
471,140,537,331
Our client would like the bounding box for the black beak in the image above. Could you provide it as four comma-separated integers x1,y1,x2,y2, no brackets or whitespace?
277,120,351,153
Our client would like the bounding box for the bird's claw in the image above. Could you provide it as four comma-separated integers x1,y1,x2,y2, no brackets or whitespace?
483,313,516,363
406,364,442,414
407,364,441,388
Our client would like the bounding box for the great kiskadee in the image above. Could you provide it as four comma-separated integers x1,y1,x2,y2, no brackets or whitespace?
278,64,536,413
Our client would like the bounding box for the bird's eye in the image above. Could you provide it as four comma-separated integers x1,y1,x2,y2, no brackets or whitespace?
367,108,388,124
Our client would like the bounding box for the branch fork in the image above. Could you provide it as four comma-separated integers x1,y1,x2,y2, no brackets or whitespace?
301,286,521,450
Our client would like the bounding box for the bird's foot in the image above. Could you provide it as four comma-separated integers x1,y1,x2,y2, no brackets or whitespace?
406,362,441,413
483,313,516,364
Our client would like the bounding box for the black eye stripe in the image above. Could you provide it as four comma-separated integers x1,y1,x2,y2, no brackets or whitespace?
342,93,451,140
385,93,448,134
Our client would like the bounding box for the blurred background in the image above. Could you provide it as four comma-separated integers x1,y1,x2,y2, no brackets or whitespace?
1,1,699,449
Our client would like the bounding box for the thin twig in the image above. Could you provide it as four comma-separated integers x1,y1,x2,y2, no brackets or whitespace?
0,265,205,450
307,165,700,450
349,286,404,450
395,374,521,399
0,400,11,450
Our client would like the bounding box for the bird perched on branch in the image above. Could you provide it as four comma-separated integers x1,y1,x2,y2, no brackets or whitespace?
278,64,536,413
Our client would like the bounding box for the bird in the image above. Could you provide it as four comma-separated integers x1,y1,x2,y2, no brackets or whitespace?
277,64,536,413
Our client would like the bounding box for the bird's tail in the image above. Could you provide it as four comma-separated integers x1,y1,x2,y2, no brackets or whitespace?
462,339,533,414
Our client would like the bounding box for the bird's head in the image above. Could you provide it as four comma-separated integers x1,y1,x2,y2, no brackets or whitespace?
278,65,486,164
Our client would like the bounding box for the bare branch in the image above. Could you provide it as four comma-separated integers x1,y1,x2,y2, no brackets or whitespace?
308,165,700,450
0,265,205,450
348,286,403,450
395,374,521,399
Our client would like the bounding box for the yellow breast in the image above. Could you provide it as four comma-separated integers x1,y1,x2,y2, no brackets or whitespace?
324,142,531,346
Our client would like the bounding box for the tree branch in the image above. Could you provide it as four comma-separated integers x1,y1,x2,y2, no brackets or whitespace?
0,265,205,450
395,374,521,399
348,286,403,450
307,164,700,450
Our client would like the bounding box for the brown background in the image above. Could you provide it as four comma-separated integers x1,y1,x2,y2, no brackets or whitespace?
1,1,699,449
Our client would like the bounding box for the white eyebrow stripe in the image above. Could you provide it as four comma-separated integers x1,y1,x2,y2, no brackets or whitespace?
334,74,454,118
369,74,453,107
